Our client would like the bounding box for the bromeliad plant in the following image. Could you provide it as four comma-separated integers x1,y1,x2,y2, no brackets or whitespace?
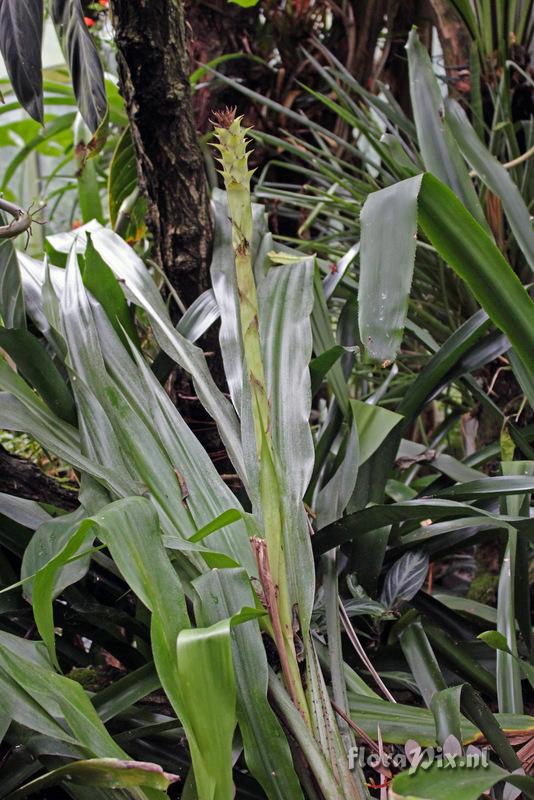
0,110,370,799
4,66,534,800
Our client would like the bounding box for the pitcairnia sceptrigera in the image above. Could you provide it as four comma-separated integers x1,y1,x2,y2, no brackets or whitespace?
212,108,309,722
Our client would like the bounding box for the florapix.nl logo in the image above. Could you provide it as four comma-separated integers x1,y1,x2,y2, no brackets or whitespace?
348,736,490,775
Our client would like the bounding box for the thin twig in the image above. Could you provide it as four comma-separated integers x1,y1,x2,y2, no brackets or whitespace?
147,257,187,315
338,600,397,703
330,700,380,753
252,537,308,722
468,143,534,177
0,197,33,239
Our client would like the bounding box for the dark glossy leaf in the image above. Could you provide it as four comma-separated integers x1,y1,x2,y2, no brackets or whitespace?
422,622,497,695
0,223,26,329
83,235,138,348
381,551,429,610
0,327,75,423
434,475,534,500
446,97,534,274
399,620,447,706
313,497,534,556
107,126,146,240
397,310,490,418
418,173,534,376
0,0,43,123
310,345,350,397
92,663,160,723
50,0,107,134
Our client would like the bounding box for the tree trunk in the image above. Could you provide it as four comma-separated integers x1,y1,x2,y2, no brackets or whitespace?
109,0,212,309
430,0,471,79
0,446,78,510
184,1,261,133
383,0,435,115
350,0,388,90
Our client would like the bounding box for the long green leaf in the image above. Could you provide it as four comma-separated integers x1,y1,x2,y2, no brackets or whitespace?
446,97,534,274
313,497,534,555
359,172,534,374
257,254,316,634
92,228,246,482
391,761,534,800
0,327,75,423
407,29,487,230
194,567,303,800
175,620,237,800
5,758,178,799
348,691,534,746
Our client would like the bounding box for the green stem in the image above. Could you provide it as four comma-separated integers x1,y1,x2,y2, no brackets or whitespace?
213,110,309,723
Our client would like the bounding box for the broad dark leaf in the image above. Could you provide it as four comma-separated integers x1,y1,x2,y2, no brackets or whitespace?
381,551,429,610
0,221,26,329
108,126,146,240
0,0,43,123
0,327,75,423
83,234,138,348
50,0,107,134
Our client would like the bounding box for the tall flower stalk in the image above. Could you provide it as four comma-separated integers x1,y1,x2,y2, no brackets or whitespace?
213,109,309,721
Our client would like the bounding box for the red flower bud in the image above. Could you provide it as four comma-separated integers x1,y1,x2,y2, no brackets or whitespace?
84,16,95,26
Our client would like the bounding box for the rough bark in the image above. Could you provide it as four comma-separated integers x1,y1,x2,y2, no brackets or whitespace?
0,446,78,511
383,0,435,115
109,0,212,308
350,1,388,90
430,0,471,82
184,1,261,132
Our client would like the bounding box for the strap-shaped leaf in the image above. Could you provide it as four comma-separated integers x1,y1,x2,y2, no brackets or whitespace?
313,497,534,555
0,327,75,423
5,758,178,797
194,567,304,800
446,98,534,275
0,0,43,123
359,173,534,375
92,228,246,482
406,29,487,231
391,762,534,800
